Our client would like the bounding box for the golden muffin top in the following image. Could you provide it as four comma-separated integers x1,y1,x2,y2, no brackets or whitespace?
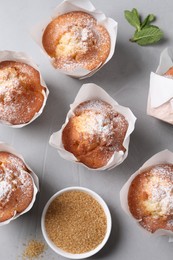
42,11,111,71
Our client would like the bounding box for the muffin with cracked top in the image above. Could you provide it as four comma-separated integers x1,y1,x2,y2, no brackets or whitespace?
42,11,111,72
62,99,128,169
128,164,173,233
0,60,46,125
0,152,34,222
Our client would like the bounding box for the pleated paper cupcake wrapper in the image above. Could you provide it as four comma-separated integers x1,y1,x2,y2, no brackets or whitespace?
147,47,173,124
0,50,49,128
120,150,173,242
49,83,136,171
0,142,39,226
31,0,118,79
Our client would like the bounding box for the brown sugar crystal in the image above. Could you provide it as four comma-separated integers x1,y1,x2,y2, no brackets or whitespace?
23,240,45,259
45,190,107,254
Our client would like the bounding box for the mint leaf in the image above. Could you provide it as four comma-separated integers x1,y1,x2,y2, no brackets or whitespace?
141,14,155,29
132,8,140,20
131,26,163,45
124,9,141,31
124,8,164,46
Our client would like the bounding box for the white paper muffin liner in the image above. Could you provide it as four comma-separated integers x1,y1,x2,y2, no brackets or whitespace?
49,83,136,171
0,142,39,226
31,0,118,79
147,47,173,124
0,50,49,128
120,150,173,242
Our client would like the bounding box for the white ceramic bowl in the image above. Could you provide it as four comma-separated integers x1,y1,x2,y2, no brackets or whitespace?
41,186,112,259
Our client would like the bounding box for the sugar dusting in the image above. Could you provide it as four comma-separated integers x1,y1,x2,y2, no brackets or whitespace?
128,164,173,233
0,64,44,125
0,67,28,124
149,165,173,215
23,240,46,259
56,26,96,58
44,11,110,71
0,181,11,201
74,100,128,151
0,153,32,208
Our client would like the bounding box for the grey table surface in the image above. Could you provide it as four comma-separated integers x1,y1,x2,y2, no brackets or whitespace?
0,0,173,259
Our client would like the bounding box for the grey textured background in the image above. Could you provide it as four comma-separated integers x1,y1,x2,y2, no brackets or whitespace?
0,0,173,259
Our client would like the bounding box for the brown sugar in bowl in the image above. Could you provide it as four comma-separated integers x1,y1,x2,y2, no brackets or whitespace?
0,60,46,126
41,187,112,259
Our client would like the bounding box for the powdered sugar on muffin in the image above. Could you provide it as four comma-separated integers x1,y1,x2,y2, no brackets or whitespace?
0,152,34,222
0,61,45,125
42,11,110,71
128,164,173,233
62,99,128,169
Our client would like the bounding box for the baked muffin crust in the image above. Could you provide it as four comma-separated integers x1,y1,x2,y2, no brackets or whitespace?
42,11,110,71
62,99,128,169
0,60,45,125
128,164,173,233
0,152,34,222
164,66,173,77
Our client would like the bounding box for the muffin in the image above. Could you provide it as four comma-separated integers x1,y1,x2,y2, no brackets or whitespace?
62,99,128,169
42,11,111,72
147,65,173,125
0,152,34,222
0,60,45,125
164,66,173,78
128,164,173,233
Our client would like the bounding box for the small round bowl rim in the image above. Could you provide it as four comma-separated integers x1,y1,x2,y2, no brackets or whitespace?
41,186,112,259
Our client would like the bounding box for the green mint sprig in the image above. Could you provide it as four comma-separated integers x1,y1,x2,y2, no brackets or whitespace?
124,8,163,46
